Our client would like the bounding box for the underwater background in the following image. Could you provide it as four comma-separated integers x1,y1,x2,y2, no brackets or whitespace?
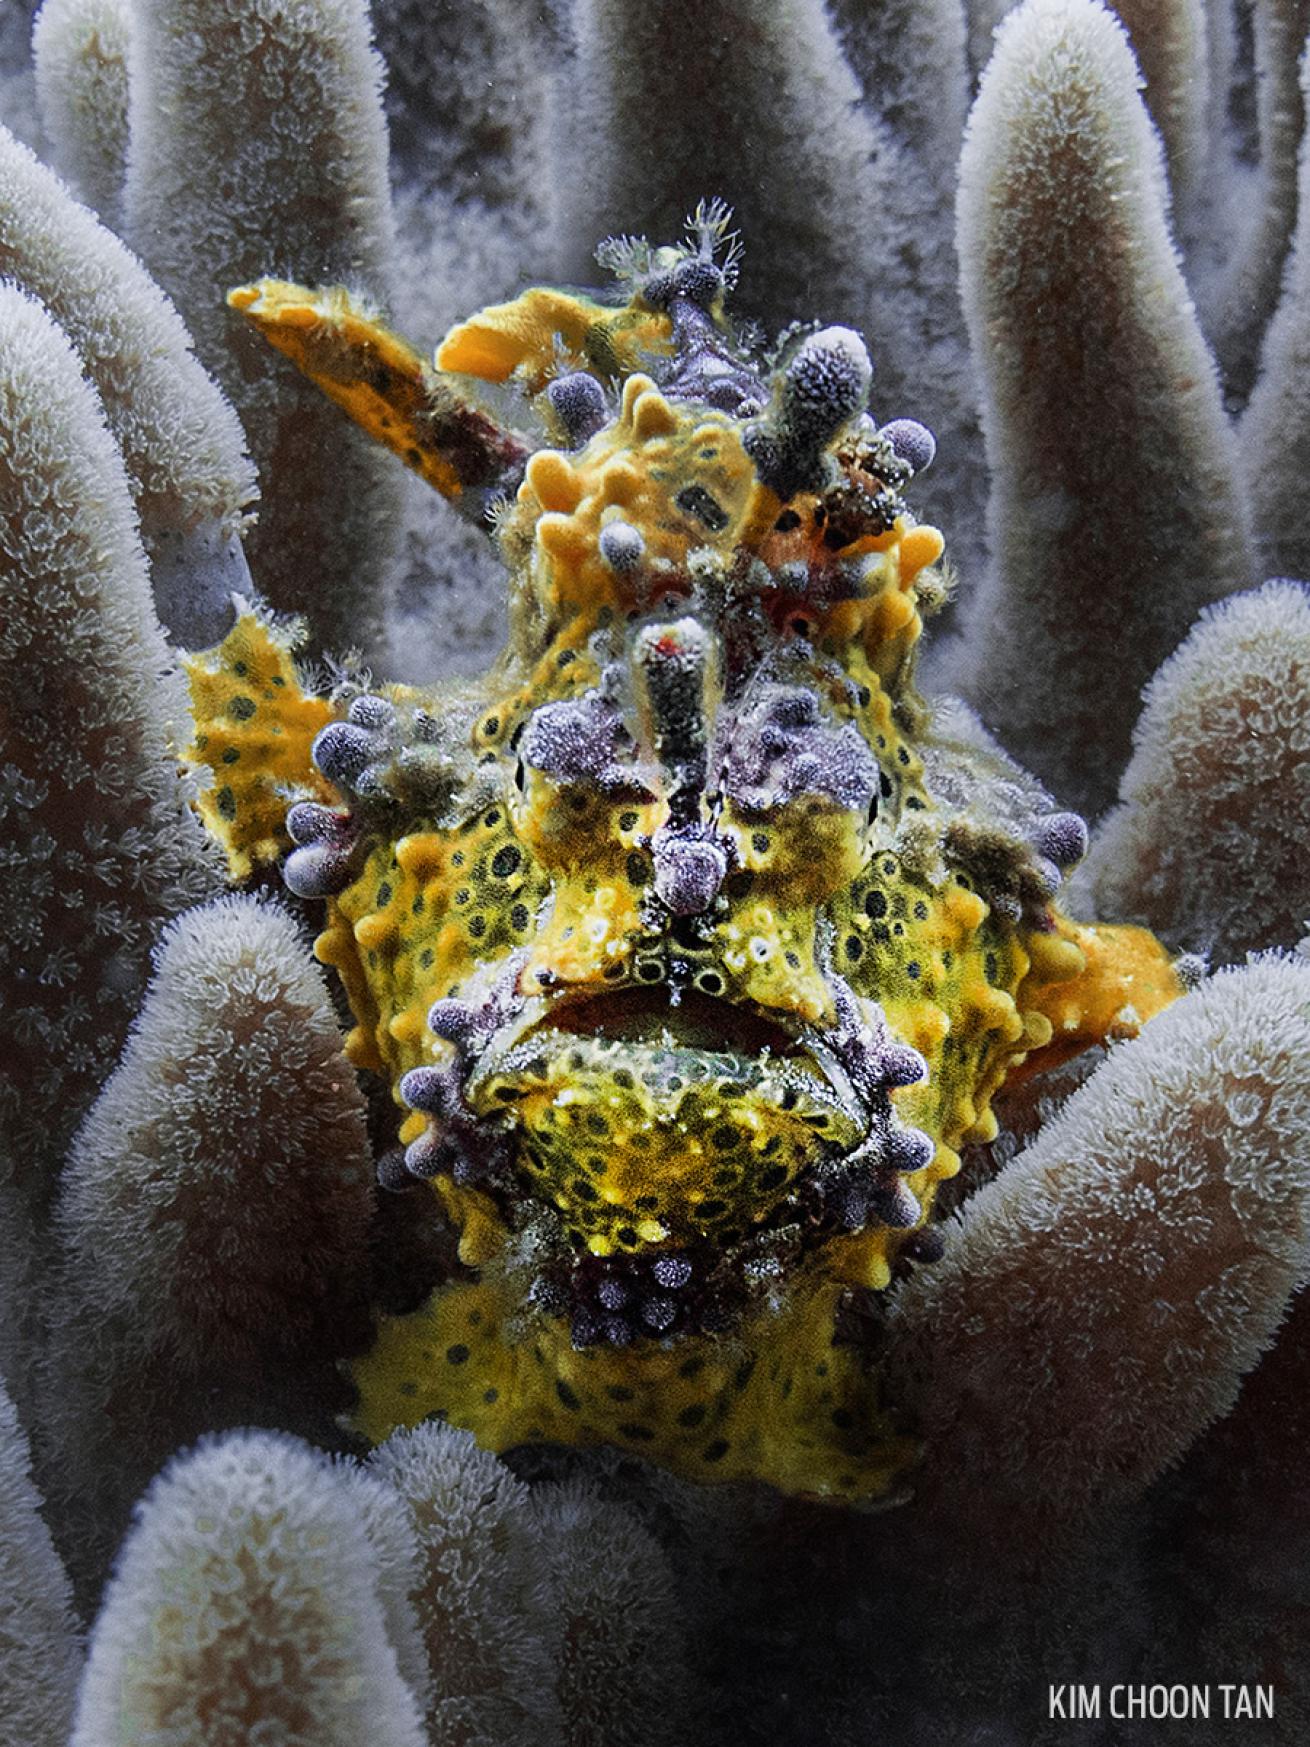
2,0,1310,1741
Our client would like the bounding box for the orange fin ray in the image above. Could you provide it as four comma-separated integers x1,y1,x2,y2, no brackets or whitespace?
435,284,673,393
227,279,531,511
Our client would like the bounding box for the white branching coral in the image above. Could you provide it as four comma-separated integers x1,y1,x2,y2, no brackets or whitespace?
58,895,373,1368
951,0,1253,814
31,0,130,224
368,1422,561,1747
378,0,556,214
829,0,969,196
0,281,221,1189
69,1430,429,1747
1242,37,1310,586
0,121,257,643
362,1424,687,1747
122,0,399,658
1107,0,1210,236
1079,579,1310,958
558,0,894,322
883,955,1310,1546
532,1481,687,1747
376,0,558,332
45,894,373,1589
329,1458,436,1715
1211,0,1310,401
558,0,983,577
0,1384,80,1747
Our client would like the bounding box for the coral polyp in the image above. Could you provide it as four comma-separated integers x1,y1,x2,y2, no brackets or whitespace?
184,210,1182,1498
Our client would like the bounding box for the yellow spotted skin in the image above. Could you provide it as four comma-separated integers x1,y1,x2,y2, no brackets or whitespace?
351,1271,917,1500
208,251,1185,1501
322,807,552,1078
183,608,334,878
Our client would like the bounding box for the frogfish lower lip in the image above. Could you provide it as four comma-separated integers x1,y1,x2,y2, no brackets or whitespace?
464,986,870,1256
470,983,869,1133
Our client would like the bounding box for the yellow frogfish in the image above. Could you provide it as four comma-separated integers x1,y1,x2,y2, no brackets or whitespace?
186,204,1182,1502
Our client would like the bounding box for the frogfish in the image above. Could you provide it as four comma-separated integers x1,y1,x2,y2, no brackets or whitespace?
184,203,1182,1501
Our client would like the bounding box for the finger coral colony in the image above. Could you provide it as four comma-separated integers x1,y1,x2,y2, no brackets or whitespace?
2,0,1308,1741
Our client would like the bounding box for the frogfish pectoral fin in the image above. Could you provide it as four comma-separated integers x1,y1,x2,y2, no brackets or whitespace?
181,603,334,880
1013,914,1186,1081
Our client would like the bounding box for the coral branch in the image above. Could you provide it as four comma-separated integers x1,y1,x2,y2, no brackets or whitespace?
57,895,373,1368
69,1432,428,1746
557,0,896,336
329,1460,435,1717
532,1480,687,1747
883,955,1310,1551
952,0,1253,814
123,0,399,657
0,1384,81,1747
375,0,558,215
31,0,130,223
45,895,373,1591
1110,0,1210,228
0,122,257,642
1242,30,1310,583
1077,579,1310,959
375,0,561,339
830,0,970,194
0,282,222,1191
555,0,983,570
368,1421,562,1746
1213,0,1310,402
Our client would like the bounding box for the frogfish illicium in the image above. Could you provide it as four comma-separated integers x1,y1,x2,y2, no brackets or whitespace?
184,203,1181,1500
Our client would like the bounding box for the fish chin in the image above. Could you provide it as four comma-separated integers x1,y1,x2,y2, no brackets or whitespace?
467,987,867,1258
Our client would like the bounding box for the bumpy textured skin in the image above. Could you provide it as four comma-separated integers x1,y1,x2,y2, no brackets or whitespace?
190,216,1182,1500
